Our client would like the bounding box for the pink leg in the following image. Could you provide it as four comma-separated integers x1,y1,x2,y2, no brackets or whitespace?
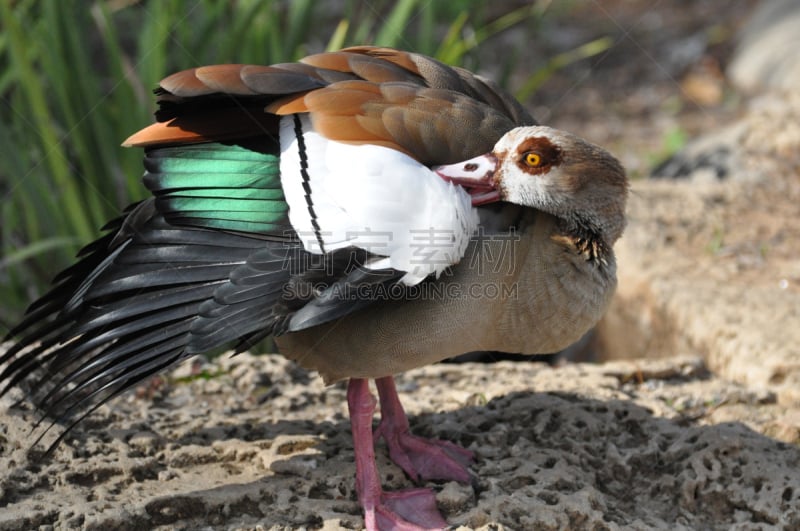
348,378,448,530
374,376,474,483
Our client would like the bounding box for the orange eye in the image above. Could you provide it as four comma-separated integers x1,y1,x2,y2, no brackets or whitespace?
523,152,542,167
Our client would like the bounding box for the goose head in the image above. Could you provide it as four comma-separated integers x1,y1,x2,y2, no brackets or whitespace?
434,125,628,244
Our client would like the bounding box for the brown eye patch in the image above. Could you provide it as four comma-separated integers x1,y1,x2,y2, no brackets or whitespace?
515,136,562,174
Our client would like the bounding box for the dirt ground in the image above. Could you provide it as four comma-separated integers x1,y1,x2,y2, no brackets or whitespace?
2,1,800,530
2,354,798,530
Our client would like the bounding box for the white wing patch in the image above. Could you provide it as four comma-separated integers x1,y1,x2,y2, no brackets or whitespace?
279,115,478,285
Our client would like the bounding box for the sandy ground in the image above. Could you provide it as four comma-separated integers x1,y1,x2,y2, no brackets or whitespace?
2,1,800,530
1,353,798,531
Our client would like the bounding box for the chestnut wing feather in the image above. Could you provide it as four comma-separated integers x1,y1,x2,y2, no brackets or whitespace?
126,46,535,164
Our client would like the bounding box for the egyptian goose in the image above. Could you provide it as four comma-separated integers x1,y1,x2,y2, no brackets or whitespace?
0,46,627,530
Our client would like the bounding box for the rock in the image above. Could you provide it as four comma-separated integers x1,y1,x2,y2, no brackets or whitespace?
1,354,799,529
651,90,800,182
601,84,800,404
436,481,474,517
728,0,800,93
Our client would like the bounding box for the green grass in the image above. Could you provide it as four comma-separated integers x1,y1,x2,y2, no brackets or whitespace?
0,0,605,332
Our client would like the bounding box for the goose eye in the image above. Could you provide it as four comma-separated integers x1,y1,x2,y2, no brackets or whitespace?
523,152,542,167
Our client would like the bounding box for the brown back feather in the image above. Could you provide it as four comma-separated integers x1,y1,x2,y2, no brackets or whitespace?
124,46,536,164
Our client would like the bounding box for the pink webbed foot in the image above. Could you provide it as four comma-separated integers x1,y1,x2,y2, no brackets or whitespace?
371,488,447,530
374,376,474,483
348,378,455,530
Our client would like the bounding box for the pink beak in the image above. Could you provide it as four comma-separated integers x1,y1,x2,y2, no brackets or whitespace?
433,153,501,206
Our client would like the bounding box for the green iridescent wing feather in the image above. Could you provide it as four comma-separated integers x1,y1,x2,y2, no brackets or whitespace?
143,138,292,235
